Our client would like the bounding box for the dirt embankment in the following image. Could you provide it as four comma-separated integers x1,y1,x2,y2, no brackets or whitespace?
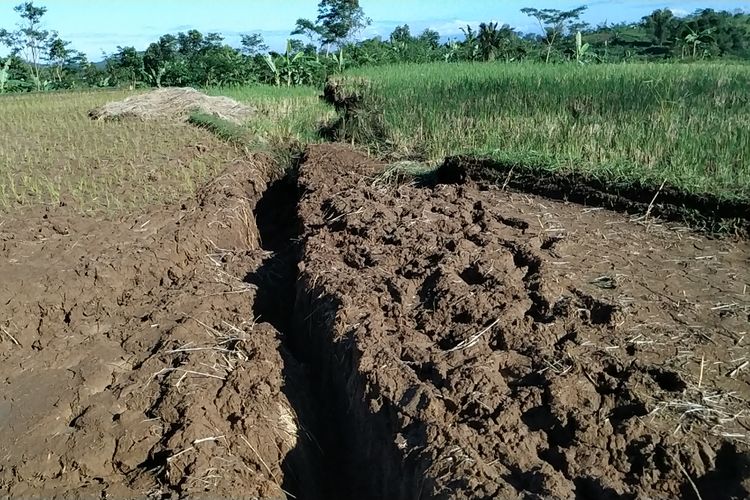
293,144,750,499
438,156,750,236
1,142,749,499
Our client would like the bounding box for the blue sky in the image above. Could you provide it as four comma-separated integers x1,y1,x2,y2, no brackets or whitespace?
1,0,749,59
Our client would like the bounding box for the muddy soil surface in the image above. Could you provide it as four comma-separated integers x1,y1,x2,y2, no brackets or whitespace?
2,142,749,499
0,155,322,499
295,144,750,499
439,156,750,235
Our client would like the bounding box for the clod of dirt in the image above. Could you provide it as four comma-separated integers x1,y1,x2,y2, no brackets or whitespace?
89,87,255,124
323,76,372,111
293,143,750,500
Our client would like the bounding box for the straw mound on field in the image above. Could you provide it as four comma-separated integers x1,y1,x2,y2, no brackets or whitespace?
89,87,255,124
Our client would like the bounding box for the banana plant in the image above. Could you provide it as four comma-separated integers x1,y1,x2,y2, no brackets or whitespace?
0,58,10,93
330,47,345,73
575,31,590,64
683,27,714,59
264,40,305,87
263,53,280,86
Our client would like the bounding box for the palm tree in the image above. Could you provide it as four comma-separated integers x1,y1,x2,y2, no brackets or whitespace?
478,22,501,61
460,25,479,61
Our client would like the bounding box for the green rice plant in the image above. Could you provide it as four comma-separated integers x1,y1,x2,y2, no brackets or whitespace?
189,112,251,144
371,160,436,188
208,85,335,148
340,62,750,201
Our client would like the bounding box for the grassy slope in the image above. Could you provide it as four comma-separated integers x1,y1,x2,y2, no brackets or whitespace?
344,62,750,201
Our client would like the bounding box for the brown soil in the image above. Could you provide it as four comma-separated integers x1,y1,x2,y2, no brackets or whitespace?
0,155,318,499
438,156,750,236
1,142,749,499
294,144,750,499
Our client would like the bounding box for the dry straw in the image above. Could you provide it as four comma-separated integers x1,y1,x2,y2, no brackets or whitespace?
89,87,255,124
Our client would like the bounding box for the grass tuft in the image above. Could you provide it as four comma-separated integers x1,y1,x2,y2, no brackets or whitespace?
189,112,252,144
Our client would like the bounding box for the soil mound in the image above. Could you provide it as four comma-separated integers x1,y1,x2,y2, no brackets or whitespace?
89,87,255,124
438,155,750,235
294,143,750,499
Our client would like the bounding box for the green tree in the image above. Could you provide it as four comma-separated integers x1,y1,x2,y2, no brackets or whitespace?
476,22,519,61
385,25,444,63
642,9,677,45
0,54,32,92
143,34,178,87
521,5,587,63
292,18,324,46
113,46,143,88
390,24,412,44
478,22,502,61
292,0,370,51
45,31,72,83
418,28,440,49
194,44,248,86
681,9,749,58
240,33,268,55
459,25,481,60
177,30,203,56
317,0,370,47
0,2,50,90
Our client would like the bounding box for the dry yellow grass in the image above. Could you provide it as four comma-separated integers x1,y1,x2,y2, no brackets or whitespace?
0,90,247,213
89,87,255,124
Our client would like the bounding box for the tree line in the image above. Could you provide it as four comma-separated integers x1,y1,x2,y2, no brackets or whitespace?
1,0,749,93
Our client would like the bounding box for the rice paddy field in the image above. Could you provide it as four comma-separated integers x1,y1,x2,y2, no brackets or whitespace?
1,63,750,499
342,62,750,201
0,86,331,213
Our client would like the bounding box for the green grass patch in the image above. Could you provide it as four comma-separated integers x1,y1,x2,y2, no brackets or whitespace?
208,85,335,146
337,62,750,201
204,85,336,168
188,112,252,144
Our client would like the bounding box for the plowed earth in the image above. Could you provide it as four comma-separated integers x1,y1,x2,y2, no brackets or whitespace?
0,155,312,499
1,143,749,499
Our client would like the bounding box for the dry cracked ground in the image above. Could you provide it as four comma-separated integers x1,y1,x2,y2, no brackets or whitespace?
1,143,749,499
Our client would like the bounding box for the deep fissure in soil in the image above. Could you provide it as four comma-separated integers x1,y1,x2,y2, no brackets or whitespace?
248,172,366,500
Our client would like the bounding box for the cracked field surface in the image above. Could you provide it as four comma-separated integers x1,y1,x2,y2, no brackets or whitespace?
1,143,749,499
294,144,750,499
